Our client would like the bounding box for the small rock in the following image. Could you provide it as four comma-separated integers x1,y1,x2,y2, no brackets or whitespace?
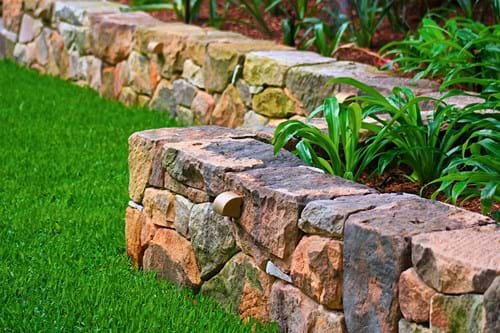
398,319,431,333
191,91,215,125
399,268,437,323
265,261,292,283
211,84,246,128
173,79,197,107
143,229,201,290
235,79,252,107
57,22,89,55
2,0,23,33
19,14,43,43
128,51,158,95
182,59,204,88
149,80,176,115
176,105,194,125
242,110,269,128
119,87,137,107
484,276,500,333
125,207,144,267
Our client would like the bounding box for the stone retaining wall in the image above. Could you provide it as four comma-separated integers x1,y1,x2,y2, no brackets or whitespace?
0,0,452,128
126,125,499,333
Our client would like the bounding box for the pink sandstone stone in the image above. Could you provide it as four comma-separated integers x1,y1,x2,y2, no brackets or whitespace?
399,268,437,323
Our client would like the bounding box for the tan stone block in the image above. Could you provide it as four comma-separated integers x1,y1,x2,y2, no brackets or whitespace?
3,0,23,33
191,91,215,125
143,188,176,228
291,236,343,310
252,87,298,118
119,87,137,107
143,228,201,289
211,84,246,128
399,268,436,323
125,207,144,267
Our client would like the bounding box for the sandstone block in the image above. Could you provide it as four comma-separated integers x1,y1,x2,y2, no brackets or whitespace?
182,59,204,88
399,268,437,323
226,166,372,260
176,105,194,124
57,22,90,55
211,84,246,128
242,110,269,128
342,194,491,333
203,41,289,93
140,215,159,254
201,253,273,322
191,91,215,125
244,50,334,86
128,126,257,202
143,188,176,227
89,12,159,65
484,276,500,333
412,224,499,294
290,235,343,310
430,294,485,333
269,281,346,333
127,51,158,95
173,195,193,238
46,30,69,78
189,203,239,279
143,228,201,290
125,207,144,267
149,80,176,115
235,79,252,107
100,66,115,99
113,60,128,97
54,0,124,26
2,0,23,33
81,55,102,90
119,87,137,107
19,14,43,43
286,61,438,113
33,27,50,66
252,87,298,118
172,79,197,107
162,137,303,197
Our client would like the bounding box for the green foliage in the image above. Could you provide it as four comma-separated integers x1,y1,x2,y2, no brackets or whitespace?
128,0,219,25
273,96,389,181
382,16,500,92
224,0,278,35
0,60,277,332
430,117,500,214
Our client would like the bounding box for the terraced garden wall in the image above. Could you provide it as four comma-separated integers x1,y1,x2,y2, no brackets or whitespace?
126,126,499,333
0,0,450,128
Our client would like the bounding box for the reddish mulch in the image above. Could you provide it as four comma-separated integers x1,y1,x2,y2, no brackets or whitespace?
363,171,499,217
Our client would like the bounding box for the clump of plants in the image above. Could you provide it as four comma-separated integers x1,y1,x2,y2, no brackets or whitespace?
381,15,500,92
273,78,499,215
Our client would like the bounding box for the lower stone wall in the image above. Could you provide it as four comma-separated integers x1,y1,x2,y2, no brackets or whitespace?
1,0,456,129
126,126,499,333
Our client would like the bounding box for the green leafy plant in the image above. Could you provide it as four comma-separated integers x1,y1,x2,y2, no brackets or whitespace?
381,16,500,92
430,120,500,214
310,21,350,56
128,0,218,25
273,96,390,181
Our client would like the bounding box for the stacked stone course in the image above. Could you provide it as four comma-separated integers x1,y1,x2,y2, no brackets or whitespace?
2,0,463,128
126,125,499,333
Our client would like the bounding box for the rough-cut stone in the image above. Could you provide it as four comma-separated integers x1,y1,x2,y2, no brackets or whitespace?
143,228,201,289
201,253,273,322
125,207,144,267
173,79,197,107
412,224,500,294
46,30,69,78
235,79,252,107
89,12,159,65
143,188,176,227
290,236,343,310
137,95,150,108
54,0,124,26
140,216,159,255
430,294,485,333
484,276,500,333
286,61,438,113
58,22,90,55
34,27,49,66
3,0,22,33
162,137,304,197
399,319,431,333
242,110,269,128
100,66,115,99
299,193,419,238
270,281,346,333
128,126,258,202
113,60,128,98
127,51,158,95
226,166,372,260
149,80,176,115
189,203,239,279
252,87,298,118
82,55,102,90
191,91,215,125
19,14,43,43
203,41,290,93
173,195,193,238
176,105,194,124
182,59,204,88
119,87,137,107
342,194,491,333
399,268,437,323
211,84,246,128
244,50,334,86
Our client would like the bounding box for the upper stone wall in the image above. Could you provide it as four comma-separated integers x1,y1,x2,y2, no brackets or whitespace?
2,0,467,130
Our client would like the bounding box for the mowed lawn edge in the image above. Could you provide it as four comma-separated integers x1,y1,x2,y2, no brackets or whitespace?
0,61,276,332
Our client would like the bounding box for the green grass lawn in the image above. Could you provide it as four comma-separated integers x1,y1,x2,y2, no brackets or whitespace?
0,61,275,332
